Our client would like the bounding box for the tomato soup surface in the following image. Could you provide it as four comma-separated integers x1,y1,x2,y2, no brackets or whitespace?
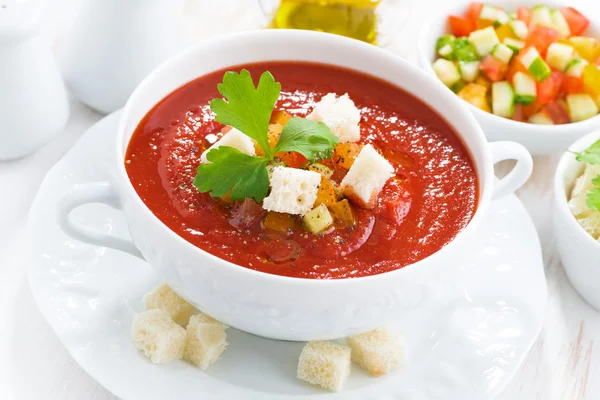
126,62,478,279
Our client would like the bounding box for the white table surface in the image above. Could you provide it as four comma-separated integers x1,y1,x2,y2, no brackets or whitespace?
1,0,600,399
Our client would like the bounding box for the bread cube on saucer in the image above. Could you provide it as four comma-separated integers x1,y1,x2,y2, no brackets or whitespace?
184,314,228,370
143,284,196,326
297,341,351,392
131,309,186,364
346,327,406,376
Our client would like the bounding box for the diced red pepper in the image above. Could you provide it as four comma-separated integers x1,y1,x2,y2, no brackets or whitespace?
513,105,526,122
480,55,507,82
538,71,564,105
522,98,543,118
562,76,584,94
277,151,308,168
465,2,483,22
263,235,301,263
543,101,571,124
559,7,590,36
448,15,476,37
516,7,532,25
526,26,561,56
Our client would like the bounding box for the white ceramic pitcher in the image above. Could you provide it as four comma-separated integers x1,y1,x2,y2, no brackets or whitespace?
0,0,69,161
59,0,184,115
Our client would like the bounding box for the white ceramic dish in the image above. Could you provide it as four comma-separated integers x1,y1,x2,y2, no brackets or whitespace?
418,0,600,155
554,129,600,311
55,29,533,341
30,111,547,400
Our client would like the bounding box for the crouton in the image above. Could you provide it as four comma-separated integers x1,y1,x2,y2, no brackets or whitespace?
200,127,256,163
577,211,600,239
297,341,351,392
143,284,196,326
340,144,394,209
184,314,228,370
571,164,600,199
262,167,321,215
307,93,361,143
346,327,406,376
131,309,186,364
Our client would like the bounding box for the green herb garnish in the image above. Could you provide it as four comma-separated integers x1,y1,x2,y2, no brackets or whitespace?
194,69,339,202
573,139,600,211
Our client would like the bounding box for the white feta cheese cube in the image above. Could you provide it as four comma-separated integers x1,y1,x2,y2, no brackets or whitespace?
340,144,394,209
262,167,321,215
307,93,361,143
200,127,255,163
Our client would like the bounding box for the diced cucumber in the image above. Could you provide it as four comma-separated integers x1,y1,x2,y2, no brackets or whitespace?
451,80,466,93
566,94,600,122
479,5,510,26
503,38,525,52
550,9,571,37
531,5,553,28
508,11,517,20
521,47,552,81
432,59,461,87
546,43,575,71
509,20,528,40
469,27,500,56
565,58,589,78
453,38,479,62
460,61,480,82
439,44,454,58
529,111,554,125
492,43,514,64
492,81,515,118
513,72,537,105
303,204,333,234
436,34,455,51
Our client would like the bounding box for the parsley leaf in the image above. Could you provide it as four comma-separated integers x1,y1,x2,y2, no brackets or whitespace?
593,175,600,187
210,70,281,159
574,139,600,165
193,146,269,202
274,117,339,161
587,187,600,212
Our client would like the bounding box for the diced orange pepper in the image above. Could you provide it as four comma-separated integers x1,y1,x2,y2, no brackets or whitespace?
262,212,296,233
495,24,516,42
474,75,492,90
457,83,491,112
314,177,337,207
272,110,293,126
333,143,363,170
582,64,600,95
255,123,282,156
476,19,494,30
328,199,355,228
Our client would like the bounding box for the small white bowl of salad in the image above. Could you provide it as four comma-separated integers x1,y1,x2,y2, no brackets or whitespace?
418,1,600,155
554,129,600,311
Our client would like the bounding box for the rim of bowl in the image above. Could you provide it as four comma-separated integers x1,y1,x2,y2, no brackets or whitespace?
417,3,600,135
554,129,600,249
117,29,492,286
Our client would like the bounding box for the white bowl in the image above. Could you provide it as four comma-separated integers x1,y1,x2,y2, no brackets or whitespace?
418,0,600,155
56,30,533,341
554,129,600,310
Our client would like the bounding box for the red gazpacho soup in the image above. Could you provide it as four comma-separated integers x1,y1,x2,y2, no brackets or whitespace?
125,62,478,279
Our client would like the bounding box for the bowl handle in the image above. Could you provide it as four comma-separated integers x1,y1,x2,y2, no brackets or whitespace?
489,141,533,200
57,181,144,259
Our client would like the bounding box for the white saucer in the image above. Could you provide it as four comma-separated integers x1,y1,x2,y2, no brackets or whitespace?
28,111,547,400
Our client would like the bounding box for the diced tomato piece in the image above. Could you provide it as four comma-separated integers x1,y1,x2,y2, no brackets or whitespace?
522,98,543,118
516,7,532,25
448,15,475,37
480,55,507,82
538,71,564,105
229,198,265,228
562,76,584,94
513,104,526,122
277,151,307,168
506,58,529,82
559,7,590,36
526,26,561,56
465,2,483,22
543,101,571,124
376,179,412,226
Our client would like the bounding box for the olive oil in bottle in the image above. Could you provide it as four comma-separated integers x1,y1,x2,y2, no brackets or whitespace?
271,0,381,44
